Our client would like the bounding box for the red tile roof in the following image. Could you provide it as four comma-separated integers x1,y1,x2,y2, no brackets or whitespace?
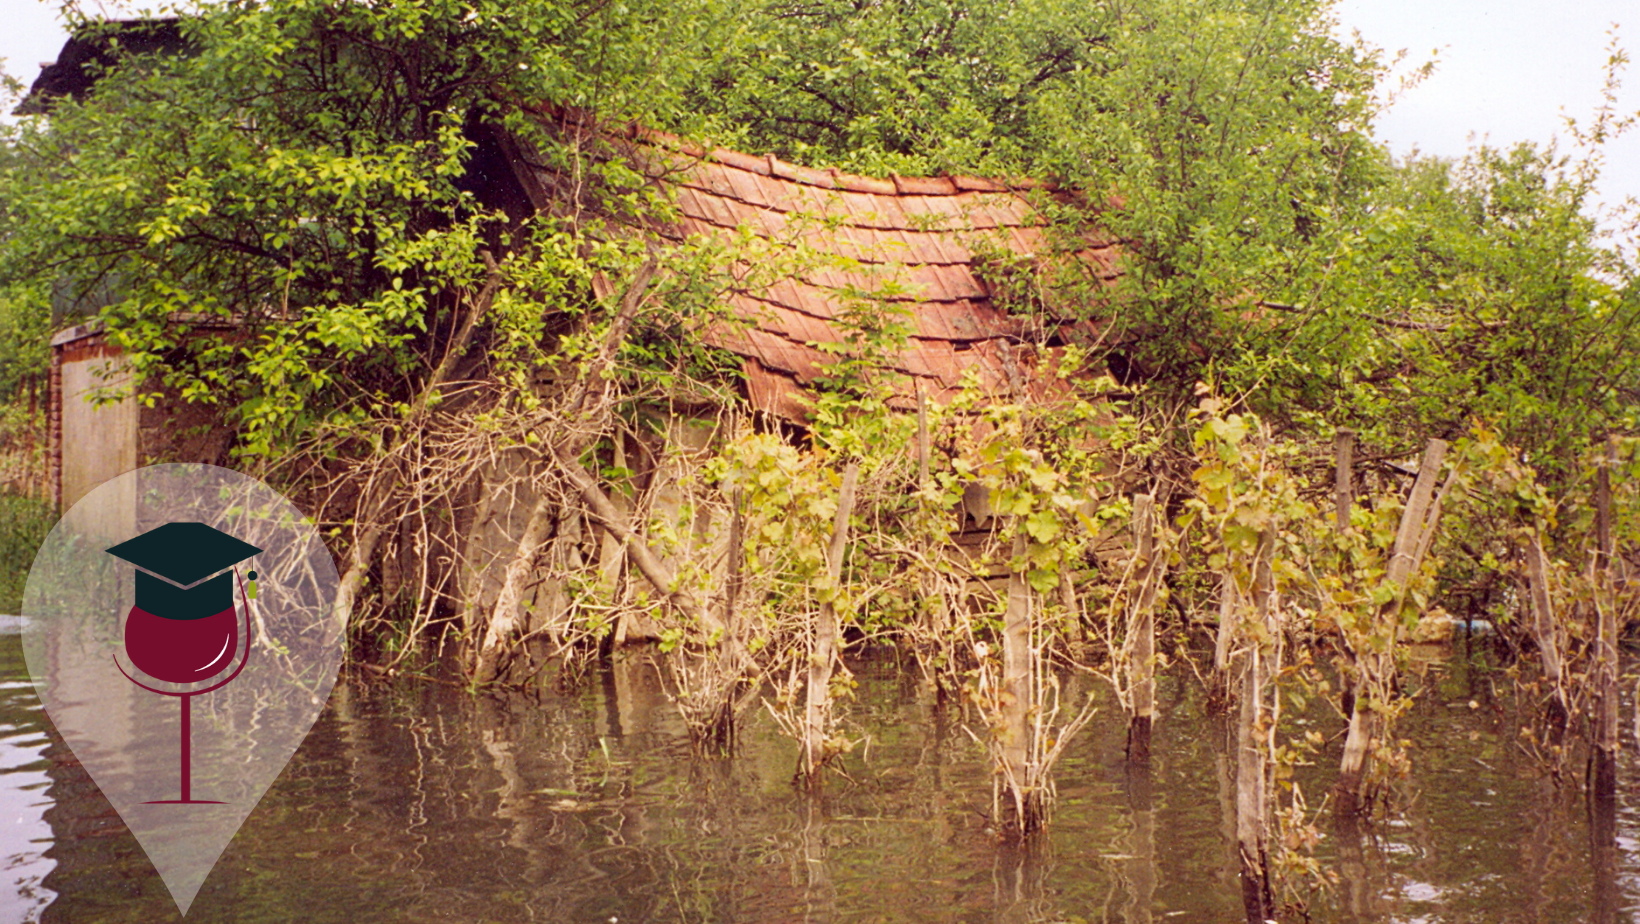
520,109,1122,421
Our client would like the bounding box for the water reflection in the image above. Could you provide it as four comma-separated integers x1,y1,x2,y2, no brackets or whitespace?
3,636,1640,921
0,620,55,924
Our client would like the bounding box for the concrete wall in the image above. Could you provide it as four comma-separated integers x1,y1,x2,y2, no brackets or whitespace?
56,338,136,541
50,324,235,537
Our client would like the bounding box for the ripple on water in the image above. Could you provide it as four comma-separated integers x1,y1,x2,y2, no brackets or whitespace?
4,638,1640,922
0,633,56,924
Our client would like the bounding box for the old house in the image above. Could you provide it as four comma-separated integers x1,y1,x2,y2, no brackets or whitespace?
447,109,1125,644
32,28,1125,642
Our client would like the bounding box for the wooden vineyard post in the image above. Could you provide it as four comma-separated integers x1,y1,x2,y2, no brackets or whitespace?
1235,528,1276,924
803,461,859,784
723,487,747,693
914,385,950,657
1128,493,1160,762
1334,428,1354,530
1335,429,1356,720
1337,438,1449,814
1000,531,1036,831
1523,531,1567,738
1212,571,1239,712
1594,438,1619,800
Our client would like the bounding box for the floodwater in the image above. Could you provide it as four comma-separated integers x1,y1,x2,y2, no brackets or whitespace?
1,625,1638,923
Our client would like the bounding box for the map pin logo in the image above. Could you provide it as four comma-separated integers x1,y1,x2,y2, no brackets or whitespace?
21,464,343,915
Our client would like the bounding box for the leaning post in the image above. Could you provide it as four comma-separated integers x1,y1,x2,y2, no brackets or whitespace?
1127,493,1159,762
1594,437,1619,799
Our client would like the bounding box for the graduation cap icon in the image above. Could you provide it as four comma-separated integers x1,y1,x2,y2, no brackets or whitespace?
106,522,262,622
106,522,261,685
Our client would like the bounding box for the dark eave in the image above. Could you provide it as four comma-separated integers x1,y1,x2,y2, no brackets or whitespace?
15,17,187,116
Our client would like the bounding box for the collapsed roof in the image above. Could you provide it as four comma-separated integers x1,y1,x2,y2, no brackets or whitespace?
499,110,1124,421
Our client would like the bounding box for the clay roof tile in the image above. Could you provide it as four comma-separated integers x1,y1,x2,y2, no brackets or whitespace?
753,173,797,212
723,165,772,207
692,161,737,198
836,173,898,195
951,175,1008,193
710,148,772,175
743,358,812,421
892,174,959,196
782,162,838,189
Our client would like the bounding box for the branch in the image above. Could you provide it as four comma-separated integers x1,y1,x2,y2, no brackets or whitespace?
334,250,504,628
554,441,702,622
1254,300,1504,332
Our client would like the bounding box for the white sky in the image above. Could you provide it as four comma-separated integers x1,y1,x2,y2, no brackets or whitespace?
2,0,1638,230
1335,0,1640,231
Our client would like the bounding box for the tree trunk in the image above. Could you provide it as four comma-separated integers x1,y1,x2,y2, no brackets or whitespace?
457,468,496,638
1334,428,1354,530
471,495,555,685
539,506,583,648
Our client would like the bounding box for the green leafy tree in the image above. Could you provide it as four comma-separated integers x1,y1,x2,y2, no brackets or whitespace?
1024,0,1387,405
685,0,1119,176
0,0,730,455
1327,144,1640,486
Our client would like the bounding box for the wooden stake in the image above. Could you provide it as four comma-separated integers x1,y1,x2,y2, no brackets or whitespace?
1595,439,1619,774
1338,438,1447,813
1334,427,1356,721
1524,531,1568,737
1128,493,1158,762
1001,531,1035,830
804,461,859,783
1334,428,1354,531
915,380,930,489
1212,569,1238,712
1235,528,1275,923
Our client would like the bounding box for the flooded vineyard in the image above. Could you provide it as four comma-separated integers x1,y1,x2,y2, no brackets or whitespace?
3,624,1638,923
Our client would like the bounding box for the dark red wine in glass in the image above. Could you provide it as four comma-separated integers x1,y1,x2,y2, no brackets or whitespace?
106,523,261,804
124,603,240,683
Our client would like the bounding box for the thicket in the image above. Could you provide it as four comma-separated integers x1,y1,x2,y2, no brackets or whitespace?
0,495,53,612
2,0,1640,916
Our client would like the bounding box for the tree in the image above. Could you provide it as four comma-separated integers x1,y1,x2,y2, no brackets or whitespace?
1022,0,1388,407
0,0,731,455
1326,143,1640,487
684,0,1119,177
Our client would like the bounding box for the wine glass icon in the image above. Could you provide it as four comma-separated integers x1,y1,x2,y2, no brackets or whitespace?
105,522,262,805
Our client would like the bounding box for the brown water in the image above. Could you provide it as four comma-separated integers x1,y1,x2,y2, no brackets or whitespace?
2,629,1638,923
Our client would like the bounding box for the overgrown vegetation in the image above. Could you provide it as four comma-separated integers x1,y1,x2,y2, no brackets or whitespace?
0,495,54,613
2,0,1639,917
